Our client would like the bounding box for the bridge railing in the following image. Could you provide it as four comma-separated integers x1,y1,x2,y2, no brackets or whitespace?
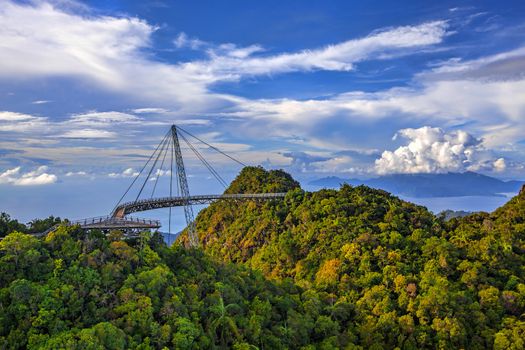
116,192,287,209
68,216,161,226
111,192,288,218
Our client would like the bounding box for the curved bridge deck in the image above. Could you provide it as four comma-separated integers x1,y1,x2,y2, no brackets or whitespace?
35,216,161,237
112,193,287,218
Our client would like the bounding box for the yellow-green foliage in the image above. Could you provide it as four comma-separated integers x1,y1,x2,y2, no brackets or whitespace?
193,168,525,349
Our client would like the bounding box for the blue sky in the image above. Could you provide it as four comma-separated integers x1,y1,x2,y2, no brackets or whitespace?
1,0,525,225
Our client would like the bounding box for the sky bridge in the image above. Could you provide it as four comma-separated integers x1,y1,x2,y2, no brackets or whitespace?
45,125,286,247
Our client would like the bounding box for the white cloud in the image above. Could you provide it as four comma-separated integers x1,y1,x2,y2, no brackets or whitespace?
65,171,87,176
108,167,139,178
0,111,49,132
60,129,118,139
132,108,169,114
174,32,206,50
213,43,265,59
0,166,57,185
374,126,504,174
0,0,450,108
420,46,525,81
195,21,449,78
175,119,211,126
0,1,522,179
0,0,211,107
493,158,506,172
67,111,142,126
227,68,525,150
149,168,172,181
154,169,171,177
0,111,38,121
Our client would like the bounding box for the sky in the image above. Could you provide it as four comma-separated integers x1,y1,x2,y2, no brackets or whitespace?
1,0,525,226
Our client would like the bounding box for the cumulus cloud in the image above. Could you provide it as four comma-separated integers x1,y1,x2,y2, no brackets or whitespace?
492,158,506,172
0,166,57,185
108,168,139,178
374,126,505,174
149,169,172,181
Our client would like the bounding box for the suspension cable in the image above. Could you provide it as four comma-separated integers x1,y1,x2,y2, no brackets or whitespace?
179,132,228,188
176,125,247,167
181,133,228,188
112,130,171,211
135,132,171,202
151,132,170,198
180,133,227,188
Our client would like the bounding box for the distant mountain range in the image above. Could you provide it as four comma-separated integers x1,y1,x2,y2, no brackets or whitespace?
308,172,524,198
160,231,181,245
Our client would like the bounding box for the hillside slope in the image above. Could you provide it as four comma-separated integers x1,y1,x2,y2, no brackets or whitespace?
0,227,342,349
193,167,525,349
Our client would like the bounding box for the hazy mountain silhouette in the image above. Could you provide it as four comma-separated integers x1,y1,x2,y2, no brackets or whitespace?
309,172,524,197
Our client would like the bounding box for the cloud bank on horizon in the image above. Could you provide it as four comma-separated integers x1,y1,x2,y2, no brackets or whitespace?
0,0,524,190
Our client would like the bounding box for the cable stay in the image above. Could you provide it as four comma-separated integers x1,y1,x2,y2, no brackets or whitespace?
112,130,171,213
176,125,247,167
179,132,228,188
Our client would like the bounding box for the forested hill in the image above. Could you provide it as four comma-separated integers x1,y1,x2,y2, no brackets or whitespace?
1,167,524,349
1,227,340,349
192,166,525,349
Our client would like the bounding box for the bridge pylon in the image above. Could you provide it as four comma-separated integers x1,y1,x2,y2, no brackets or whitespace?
170,125,198,247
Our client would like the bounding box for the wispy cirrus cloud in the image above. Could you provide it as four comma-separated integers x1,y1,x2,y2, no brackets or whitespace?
0,110,157,139
132,108,169,114
0,111,49,132
66,111,142,127
191,21,449,78
420,46,525,81
0,0,450,108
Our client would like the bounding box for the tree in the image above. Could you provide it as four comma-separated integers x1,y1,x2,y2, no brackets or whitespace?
172,317,199,350
0,231,44,281
0,212,26,237
209,296,241,347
